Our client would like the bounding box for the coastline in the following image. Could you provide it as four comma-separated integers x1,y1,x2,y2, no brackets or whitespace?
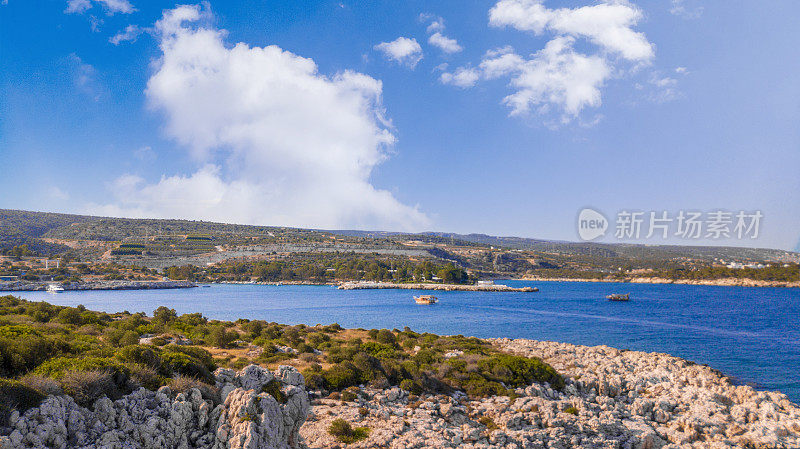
337,281,538,292
0,280,196,292
521,276,800,288
301,337,800,449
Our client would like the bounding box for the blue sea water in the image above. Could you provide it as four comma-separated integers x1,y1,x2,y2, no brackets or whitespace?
15,281,800,403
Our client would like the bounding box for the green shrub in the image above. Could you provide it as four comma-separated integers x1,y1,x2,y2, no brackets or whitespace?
328,418,370,444
163,345,216,371
323,362,360,391
127,364,162,390
0,325,71,377
563,405,579,415
261,379,287,404
301,369,325,390
119,331,140,347
159,352,214,384
207,326,238,348
340,390,357,402
0,379,46,426
34,356,129,380
375,329,396,345
478,354,564,391
57,308,83,325
116,345,161,369
479,415,498,430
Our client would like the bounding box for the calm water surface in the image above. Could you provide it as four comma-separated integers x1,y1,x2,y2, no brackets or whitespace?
17,281,800,403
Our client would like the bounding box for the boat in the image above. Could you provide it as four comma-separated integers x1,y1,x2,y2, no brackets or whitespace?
46,284,65,293
606,293,630,301
414,295,438,304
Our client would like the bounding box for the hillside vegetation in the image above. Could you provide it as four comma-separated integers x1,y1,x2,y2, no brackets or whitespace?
0,295,562,424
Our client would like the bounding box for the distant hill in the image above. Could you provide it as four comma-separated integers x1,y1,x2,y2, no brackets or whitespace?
331,230,800,264
1,208,798,264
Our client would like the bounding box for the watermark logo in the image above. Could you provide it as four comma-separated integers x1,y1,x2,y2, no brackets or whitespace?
576,208,763,241
577,208,608,241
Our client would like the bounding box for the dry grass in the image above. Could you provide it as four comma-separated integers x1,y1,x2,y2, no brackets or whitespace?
19,375,62,396
167,375,220,404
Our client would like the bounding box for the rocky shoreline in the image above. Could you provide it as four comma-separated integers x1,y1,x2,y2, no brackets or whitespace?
337,281,538,292
301,338,800,448
523,276,800,288
0,280,196,292
3,339,799,449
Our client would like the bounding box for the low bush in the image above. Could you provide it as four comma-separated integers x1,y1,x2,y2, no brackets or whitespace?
167,375,220,404
328,418,370,444
59,369,130,407
0,379,46,426
261,379,287,404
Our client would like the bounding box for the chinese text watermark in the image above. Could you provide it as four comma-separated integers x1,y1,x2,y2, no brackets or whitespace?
577,208,762,241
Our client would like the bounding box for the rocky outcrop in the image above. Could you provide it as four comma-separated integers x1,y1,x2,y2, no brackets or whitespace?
0,365,308,449
301,339,800,448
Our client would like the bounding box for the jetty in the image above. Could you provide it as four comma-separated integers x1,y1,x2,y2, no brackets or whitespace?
338,281,537,292
0,280,196,292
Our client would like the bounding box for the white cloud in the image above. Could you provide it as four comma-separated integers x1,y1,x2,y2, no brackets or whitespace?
440,67,480,88
495,38,610,117
91,4,429,231
443,38,611,120
479,46,525,79
133,145,156,162
441,0,656,122
647,72,681,103
109,24,144,45
65,0,91,13
374,37,423,68
670,0,703,19
67,53,105,101
489,0,653,62
48,186,70,201
428,32,462,54
675,66,688,74
65,0,134,15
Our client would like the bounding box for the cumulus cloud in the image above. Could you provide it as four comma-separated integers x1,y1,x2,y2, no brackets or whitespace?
374,37,423,68
429,32,462,54
488,39,609,117
440,67,480,88
420,14,462,55
442,0,655,122
489,0,653,62
109,24,144,45
91,4,429,231
65,0,134,15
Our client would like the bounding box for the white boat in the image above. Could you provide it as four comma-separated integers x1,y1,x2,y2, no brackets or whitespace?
46,284,65,293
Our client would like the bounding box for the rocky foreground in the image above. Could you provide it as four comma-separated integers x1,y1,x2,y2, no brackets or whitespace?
301,339,800,449
1,365,309,449
4,339,799,449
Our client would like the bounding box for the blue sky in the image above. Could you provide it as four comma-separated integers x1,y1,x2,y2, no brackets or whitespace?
1,0,799,251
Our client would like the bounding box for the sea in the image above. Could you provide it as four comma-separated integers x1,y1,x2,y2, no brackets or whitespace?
14,280,800,403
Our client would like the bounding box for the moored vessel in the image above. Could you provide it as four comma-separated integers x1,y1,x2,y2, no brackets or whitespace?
414,295,438,304
606,293,630,301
